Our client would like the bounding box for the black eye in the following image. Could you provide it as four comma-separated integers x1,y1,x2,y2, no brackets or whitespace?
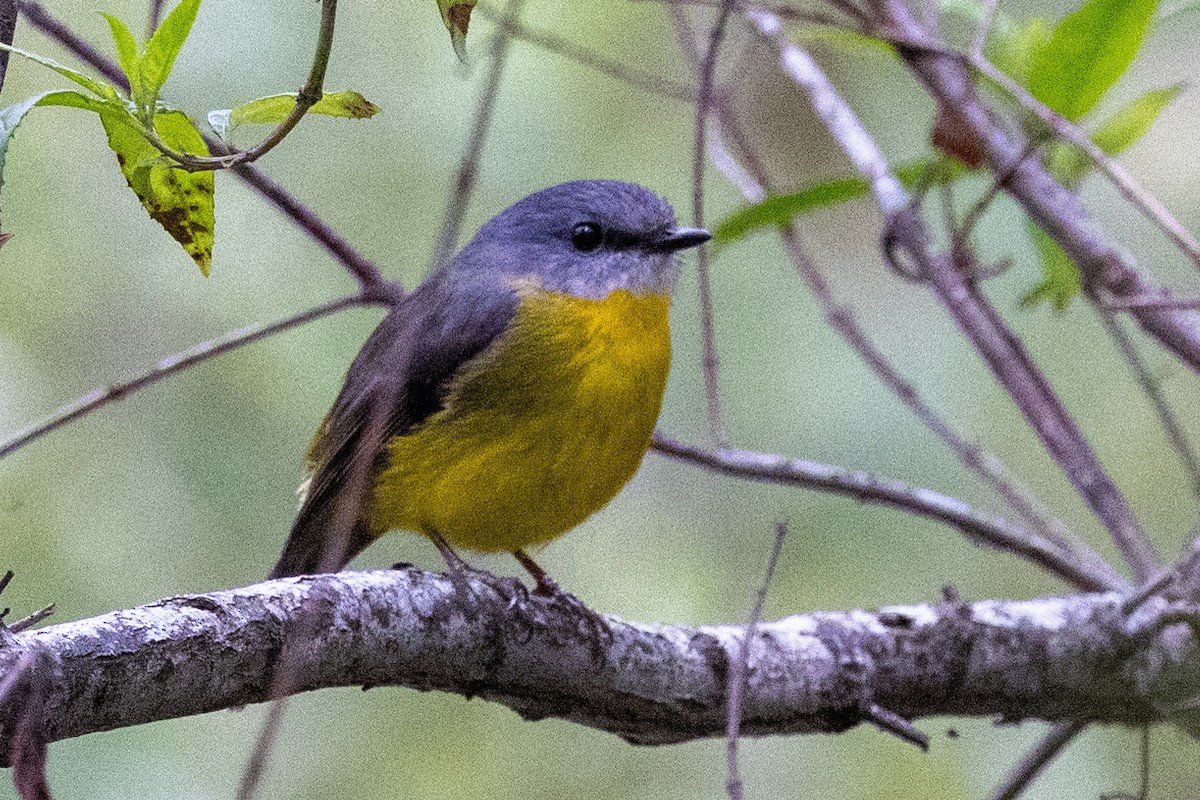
571,222,603,252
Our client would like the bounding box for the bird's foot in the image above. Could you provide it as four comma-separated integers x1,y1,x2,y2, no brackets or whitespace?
513,550,613,658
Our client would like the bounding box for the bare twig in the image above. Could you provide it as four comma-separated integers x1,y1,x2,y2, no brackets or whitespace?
1103,296,1200,311
139,0,342,172
431,0,526,269
865,703,928,749
0,295,366,461
648,0,866,29
749,8,1158,583
969,0,996,57
146,0,165,38
0,0,16,98
692,1,734,445
701,21,1105,582
651,433,1122,592
1096,308,1200,498
777,226,1106,569
17,0,394,295
726,521,787,800
8,606,54,634
991,721,1087,800
478,6,694,102
966,53,1200,270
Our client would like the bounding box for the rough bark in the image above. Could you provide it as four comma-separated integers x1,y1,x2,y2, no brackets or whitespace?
1,567,1197,759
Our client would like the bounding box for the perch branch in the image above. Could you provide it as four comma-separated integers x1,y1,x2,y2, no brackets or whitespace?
2,569,1196,758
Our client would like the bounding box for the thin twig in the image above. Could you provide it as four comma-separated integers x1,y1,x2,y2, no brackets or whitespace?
17,0,394,295
430,0,526,269
699,49,1101,578
865,704,928,750
750,7,1158,583
1096,308,1200,498
651,433,1122,592
477,6,694,102
648,0,867,29
234,696,289,800
146,0,166,38
970,0,996,57
0,0,16,98
0,295,366,461
1103,296,1200,311
8,605,53,634
966,52,1200,270
991,721,1087,800
726,521,787,800
692,1,734,446
237,338,399,800
777,226,1112,575
142,0,342,172
1137,725,1150,800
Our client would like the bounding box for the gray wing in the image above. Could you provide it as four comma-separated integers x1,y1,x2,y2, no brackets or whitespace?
267,275,518,578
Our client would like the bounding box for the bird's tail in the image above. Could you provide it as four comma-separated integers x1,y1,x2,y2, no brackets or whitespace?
267,493,374,579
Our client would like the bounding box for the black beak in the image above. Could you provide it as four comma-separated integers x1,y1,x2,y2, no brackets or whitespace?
648,226,712,253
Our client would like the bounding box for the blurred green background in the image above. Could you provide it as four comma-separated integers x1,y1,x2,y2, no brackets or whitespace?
2,0,1199,797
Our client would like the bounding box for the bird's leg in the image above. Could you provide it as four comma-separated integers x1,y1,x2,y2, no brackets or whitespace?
428,530,492,596
512,549,558,596
430,529,471,573
513,549,612,652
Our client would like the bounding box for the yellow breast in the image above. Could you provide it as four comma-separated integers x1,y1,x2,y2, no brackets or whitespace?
370,287,672,553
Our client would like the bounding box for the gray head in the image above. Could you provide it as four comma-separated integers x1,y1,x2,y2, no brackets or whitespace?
450,180,710,298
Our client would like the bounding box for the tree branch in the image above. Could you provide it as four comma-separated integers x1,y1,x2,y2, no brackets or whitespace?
874,0,1200,373
3,568,1197,758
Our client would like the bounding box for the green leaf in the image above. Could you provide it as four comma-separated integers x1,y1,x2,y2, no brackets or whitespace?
1026,0,1159,122
101,108,214,274
1092,84,1182,154
221,90,378,127
104,13,142,99
1021,224,1081,309
139,0,201,107
0,91,110,231
988,17,1052,84
712,159,965,250
1045,84,1182,187
0,42,120,101
208,91,379,142
940,0,1049,82
437,0,476,61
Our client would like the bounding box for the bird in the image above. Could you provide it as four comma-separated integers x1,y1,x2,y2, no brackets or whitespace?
268,180,710,591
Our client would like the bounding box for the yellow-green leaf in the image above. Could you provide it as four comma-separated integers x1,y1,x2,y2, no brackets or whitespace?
1026,0,1158,122
0,91,96,193
437,0,476,61
1021,224,1081,309
1045,84,1182,187
1092,84,1182,155
712,159,965,251
0,42,120,101
988,17,1052,84
103,14,142,100
140,0,201,106
223,90,378,127
101,109,214,274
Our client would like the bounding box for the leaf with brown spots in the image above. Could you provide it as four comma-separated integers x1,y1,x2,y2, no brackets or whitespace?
437,0,477,61
207,90,379,142
100,109,214,274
